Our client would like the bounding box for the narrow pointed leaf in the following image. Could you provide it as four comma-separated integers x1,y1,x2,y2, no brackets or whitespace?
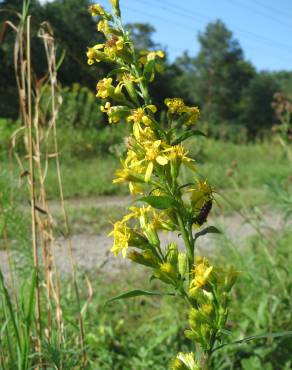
194,226,221,240
137,195,175,209
212,331,292,353
172,130,206,145
106,289,175,303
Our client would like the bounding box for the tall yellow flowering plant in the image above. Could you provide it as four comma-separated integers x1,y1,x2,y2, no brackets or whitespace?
87,2,237,368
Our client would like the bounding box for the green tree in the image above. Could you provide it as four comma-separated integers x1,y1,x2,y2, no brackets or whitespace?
239,72,280,135
170,52,199,106
194,20,255,123
125,23,157,51
0,0,108,117
41,0,106,88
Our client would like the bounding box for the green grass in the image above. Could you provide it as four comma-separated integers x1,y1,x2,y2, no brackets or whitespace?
186,139,291,189
44,157,126,199
2,136,291,204
54,205,127,235
2,228,291,369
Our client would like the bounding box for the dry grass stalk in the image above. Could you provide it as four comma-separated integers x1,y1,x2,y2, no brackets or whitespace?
39,22,88,366
7,6,60,365
5,3,90,366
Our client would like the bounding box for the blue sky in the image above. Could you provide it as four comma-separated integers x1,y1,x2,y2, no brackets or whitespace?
95,0,292,71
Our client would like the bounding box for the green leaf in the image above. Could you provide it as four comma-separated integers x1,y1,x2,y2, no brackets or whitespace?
177,182,195,192
106,289,175,303
172,130,207,145
143,59,156,80
138,195,175,209
107,67,128,77
194,226,221,240
212,331,292,353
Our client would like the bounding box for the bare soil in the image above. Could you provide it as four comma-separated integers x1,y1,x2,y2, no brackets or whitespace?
0,196,288,279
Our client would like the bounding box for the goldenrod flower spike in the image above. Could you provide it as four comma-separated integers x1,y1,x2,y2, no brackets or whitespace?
87,2,237,367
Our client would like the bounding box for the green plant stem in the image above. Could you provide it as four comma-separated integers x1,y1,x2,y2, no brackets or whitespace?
176,212,193,266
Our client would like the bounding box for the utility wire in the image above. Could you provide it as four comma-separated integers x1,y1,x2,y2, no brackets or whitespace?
225,0,292,31
140,0,292,53
123,3,292,65
247,0,292,19
97,0,292,64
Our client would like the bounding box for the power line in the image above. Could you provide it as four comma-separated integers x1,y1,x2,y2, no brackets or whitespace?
122,3,292,65
137,0,292,56
247,0,292,19
225,0,292,31
94,0,292,65
143,0,292,53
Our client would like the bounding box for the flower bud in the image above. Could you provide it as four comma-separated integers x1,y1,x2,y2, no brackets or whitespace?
144,224,160,247
178,253,187,277
166,243,178,266
128,249,159,268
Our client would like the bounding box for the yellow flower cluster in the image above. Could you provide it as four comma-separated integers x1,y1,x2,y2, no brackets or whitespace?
185,257,238,351
87,2,237,367
165,98,200,125
171,352,201,370
109,206,174,258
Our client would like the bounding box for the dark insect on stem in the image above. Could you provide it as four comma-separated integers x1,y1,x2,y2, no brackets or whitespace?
194,200,213,226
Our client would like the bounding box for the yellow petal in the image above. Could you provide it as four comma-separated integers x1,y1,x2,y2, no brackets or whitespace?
156,156,168,166
157,50,165,58
145,162,153,182
142,116,151,125
133,122,141,139
122,247,127,258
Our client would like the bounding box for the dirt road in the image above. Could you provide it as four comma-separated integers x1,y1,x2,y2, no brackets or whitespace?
0,196,288,278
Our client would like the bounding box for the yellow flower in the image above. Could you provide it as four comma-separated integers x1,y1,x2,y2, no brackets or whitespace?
127,205,151,227
150,209,174,231
185,106,200,125
101,102,131,123
189,257,213,295
86,44,106,65
190,180,213,210
168,145,193,164
108,220,131,257
127,105,157,140
127,106,156,125
139,50,165,64
134,126,156,142
104,36,125,59
89,36,125,63
113,155,145,193
114,73,142,103
97,19,110,35
165,98,188,114
143,140,170,182
164,98,200,125
96,78,114,99
171,352,200,370
88,4,106,16
160,262,175,276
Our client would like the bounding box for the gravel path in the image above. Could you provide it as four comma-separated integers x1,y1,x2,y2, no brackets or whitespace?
0,196,288,278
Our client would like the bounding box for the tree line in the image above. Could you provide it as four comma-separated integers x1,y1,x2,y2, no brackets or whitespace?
1,0,292,137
